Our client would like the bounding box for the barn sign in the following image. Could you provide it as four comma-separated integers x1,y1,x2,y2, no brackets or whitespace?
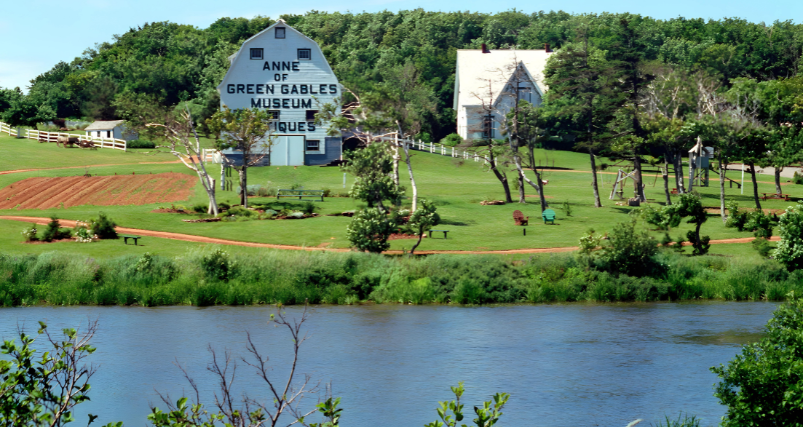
217,19,342,166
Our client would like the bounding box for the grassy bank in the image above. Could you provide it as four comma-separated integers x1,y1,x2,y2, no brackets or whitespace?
0,248,799,307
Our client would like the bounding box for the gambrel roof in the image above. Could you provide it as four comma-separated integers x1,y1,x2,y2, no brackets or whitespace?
453,49,552,109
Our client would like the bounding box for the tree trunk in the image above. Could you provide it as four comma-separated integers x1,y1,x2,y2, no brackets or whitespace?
391,138,401,188
633,155,646,201
202,175,219,216
675,152,686,194
488,148,513,203
238,167,248,208
517,170,526,203
749,162,762,210
662,158,672,205
513,155,547,212
402,141,418,212
775,166,783,195
410,231,424,255
589,150,602,208
719,152,727,224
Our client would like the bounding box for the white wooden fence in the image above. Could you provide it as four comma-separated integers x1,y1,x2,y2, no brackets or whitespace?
196,134,486,165
0,121,127,151
375,134,486,163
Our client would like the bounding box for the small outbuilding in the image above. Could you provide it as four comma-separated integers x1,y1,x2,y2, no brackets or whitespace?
85,120,138,141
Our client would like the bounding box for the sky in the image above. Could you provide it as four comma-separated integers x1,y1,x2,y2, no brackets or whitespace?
1,0,801,92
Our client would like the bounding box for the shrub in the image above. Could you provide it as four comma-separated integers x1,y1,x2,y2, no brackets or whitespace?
322,188,332,197
712,294,803,426
90,213,117,239
301,201,319,215
725,201,749,231
21,224,38,242
218,202,231,211
640,205,680,231
578,229,602,254
752,237,773,258
793,171,803,185
200,249,232,282
192,203,207,213
126,139,156,149
346,208,396,253
41,216,71,242
562,200,572,217
440,133,463,147
597,219,660,276
773,202,803,270
745,209,774,239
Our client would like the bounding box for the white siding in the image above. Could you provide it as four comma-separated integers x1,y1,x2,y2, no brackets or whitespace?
217,20,340,165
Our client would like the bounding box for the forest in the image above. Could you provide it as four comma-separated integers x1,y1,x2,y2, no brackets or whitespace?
0,9,801,142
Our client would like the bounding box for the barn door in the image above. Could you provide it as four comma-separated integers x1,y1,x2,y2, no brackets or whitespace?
270,135,305,166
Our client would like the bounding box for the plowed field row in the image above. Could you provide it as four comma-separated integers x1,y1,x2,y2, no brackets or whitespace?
0,173,195,209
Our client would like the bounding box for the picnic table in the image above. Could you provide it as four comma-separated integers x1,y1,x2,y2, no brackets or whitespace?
428,229,450,239
277,189,324,201
761,193,791,201
121,235,142,245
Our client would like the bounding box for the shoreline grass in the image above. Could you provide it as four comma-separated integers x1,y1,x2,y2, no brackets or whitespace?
0,248,797,308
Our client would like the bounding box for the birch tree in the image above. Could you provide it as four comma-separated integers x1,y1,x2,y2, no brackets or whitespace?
207,106,274,209
118,94,220,215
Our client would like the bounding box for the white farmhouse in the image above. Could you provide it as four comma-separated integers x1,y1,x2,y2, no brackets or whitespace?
85,120,138,141
217,19,342,166
454,45,553,141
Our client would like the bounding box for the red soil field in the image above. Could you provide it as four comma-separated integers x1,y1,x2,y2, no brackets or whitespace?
0,172,196,209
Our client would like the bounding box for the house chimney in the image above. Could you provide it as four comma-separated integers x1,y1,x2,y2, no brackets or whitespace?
544,43,552,53
481,43,490,53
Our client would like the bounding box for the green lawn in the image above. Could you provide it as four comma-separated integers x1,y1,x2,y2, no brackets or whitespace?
0,133,177,171
0,137,799,253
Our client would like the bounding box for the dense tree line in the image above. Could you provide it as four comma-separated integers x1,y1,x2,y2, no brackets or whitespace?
0,10,801,141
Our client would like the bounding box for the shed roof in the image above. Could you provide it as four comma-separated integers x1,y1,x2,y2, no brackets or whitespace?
454,49,552,109
85,120,125,131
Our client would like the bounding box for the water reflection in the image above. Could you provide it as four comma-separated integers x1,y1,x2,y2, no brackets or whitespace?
0,302,777,427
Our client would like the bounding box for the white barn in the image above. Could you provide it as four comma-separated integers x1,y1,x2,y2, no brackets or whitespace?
453,46,553,141
85,120,138,141
217,19,342,166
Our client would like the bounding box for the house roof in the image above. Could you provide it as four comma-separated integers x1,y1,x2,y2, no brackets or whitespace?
217,19,336,93
85,120,125,131
454,49,553,110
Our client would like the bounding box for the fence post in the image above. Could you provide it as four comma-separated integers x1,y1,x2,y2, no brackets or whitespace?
430,143,433,153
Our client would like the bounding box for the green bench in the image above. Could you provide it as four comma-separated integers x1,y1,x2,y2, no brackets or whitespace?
542,209,556,224
277,189,324,202
121,235,142,245
428,229,450,239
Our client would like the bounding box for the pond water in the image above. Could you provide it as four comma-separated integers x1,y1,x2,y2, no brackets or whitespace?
0,302,778,427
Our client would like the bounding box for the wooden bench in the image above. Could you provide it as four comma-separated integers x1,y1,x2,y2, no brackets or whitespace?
428,229,450,239
542,209,556,224
277,189,324,202
761,193,790,201
513,210,529,226
670,188,679,195
121,235,142,245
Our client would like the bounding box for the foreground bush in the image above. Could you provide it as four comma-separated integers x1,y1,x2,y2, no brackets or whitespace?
711,293,803,426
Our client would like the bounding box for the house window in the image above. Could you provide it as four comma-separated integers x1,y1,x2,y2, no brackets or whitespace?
106,130,111,138
267,110,280,120
298,48,311,60
275,27,286,39
306,140,320,151
96,131,101,137
250,48,264,60
482,114,495,139
305,110,318,121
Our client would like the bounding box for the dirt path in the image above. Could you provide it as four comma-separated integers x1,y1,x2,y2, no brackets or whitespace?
0,161,181,176
0,216,778,255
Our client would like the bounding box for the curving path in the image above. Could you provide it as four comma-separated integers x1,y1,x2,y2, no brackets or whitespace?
0,215,779,255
